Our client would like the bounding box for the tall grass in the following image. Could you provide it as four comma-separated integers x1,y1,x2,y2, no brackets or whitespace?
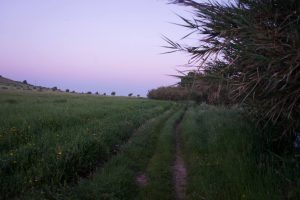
0,92,172,199
181,105,300,199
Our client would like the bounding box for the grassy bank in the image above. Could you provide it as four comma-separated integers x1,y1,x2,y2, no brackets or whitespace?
181,105,299,200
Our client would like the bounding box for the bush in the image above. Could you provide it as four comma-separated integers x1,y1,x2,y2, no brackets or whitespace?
148,86,189,101
167,0,300,137
66,89,70,93
22,80,28,84
87,92,92,95
111,91,116,96
52,87,58,91
95,92,99,95
128,93,133,97
103,93,106,96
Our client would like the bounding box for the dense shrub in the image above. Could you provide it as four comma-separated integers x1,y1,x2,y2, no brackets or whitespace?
22,80,27,84
148,86,189,101
111,91,116,96
128,93,133,97
148,72,231,104
167,0,300,137
66,89,70,93
52,87,58,91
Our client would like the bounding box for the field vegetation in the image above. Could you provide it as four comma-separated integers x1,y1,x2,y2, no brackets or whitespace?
181,105,299,200
0,88,299,199
0,91,173,199
1,0,299,199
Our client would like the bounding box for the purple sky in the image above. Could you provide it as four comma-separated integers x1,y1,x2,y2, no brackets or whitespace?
0,0,195,96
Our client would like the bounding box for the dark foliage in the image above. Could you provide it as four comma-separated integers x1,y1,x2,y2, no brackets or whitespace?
166,0,300,137
148,72,231,104
148,86,189,101
52,87,58,91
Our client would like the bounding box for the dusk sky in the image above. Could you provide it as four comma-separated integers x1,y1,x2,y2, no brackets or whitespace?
0,0,196,96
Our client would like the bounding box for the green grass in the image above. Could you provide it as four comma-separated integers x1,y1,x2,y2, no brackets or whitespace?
0,91,298,200
136,108,185,200
181,105,299,200
67,108,180,200
0,92,173,199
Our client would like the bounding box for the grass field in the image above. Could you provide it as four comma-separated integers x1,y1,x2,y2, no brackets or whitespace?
0,90,299,200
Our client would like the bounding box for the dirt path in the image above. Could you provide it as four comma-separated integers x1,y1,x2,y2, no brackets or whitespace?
174,119,187,200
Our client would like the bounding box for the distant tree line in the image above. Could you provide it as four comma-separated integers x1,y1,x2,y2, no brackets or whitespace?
148,72,230,104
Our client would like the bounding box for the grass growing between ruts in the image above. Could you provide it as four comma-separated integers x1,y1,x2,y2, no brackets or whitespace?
68,108,180,200
136,108,186,200
181,105,299,200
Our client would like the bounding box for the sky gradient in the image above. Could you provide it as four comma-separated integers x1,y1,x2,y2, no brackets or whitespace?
0,0,194,96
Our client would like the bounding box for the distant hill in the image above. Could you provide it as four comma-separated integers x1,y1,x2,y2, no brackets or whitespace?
0,75,126,96
0,76,25,85
0,75,54,93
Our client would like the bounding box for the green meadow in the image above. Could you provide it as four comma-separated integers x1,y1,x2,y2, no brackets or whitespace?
0,90,298,200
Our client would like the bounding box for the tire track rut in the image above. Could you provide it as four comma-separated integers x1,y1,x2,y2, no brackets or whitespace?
173,112,187,200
